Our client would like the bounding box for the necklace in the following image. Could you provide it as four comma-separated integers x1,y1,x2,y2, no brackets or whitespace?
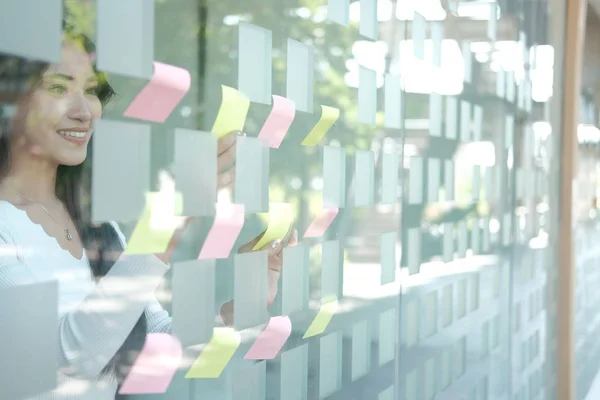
4,186,73,241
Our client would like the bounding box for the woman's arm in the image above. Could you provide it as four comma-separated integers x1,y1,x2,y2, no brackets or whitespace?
0,222,169,379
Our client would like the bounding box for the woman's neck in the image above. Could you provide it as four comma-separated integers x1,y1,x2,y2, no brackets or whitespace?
1,154,58,203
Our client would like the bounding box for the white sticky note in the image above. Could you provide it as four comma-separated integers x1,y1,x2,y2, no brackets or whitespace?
460,100,471,142
430,93,443,137
287,39,314,113
379,310,396,366
322,241,342,301
472,165,481,200
443,223,454,262
462,41,472,83
384,74,402,129
380,231,397,285
174,129,216,216
483,217,491,251
381,152,400,205
239,22,272,105
408,157,424,205
355,150,375,207
516,169,524,199
319,333,342,398
427,158,440,203
234,251,269,329
351,320,371,380
496,69,506,98
281,245,310,315
328,0,350,26
407,228,421,275
471,220,480,254
323,146,347,208
487,2,498,41
360,0,378,39
359,66,377,125
0,0,62,63
280,345,308,400
92,119,150,222
404,298,419,347
473,105,483,141
97,0,154,79
431,22,444,68
506,71,515,103
505,115,515,148
235,136,270,213
502,213,511,246
457,221,467,258
445,96,458,139
485,166,493,201
413,12,426,60
444,160,455,201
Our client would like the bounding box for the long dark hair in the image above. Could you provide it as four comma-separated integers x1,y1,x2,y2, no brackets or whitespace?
0,30,147,382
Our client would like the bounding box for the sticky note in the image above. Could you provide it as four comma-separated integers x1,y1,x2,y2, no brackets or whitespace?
445,96,458,139
280,245,310,315
235,136,270,213
303,299,339,338
379,309,396,366
125,192,185,255
97,0,154,79
413,12,426,60
244,316,292,360
380,231,397,285
323,146,346,208
322,241,342,301
91,119,150,222
431,22,444,68
360,0,378,40
319,332,342,397
427,158,440,203
359,66,377,126
444,160,455,201
232,362,267,399
234,251,269,329
238,22,272,104
185,328,241,378
408,157,423,205
351,320,371,380
211,85,251,139
0,281,58,399
303,208,339,238
0,0,61,62
258,95,296,148
119,333,183,394
462,41,472,83
354,150,375,207
174,129,217,216
487,2,498,41
328,0,350,26
460,100,471,141
253,203,294,250
198,203,245,259
443,223,454,262
407,228,421,275
473,105,483,141
384,74,402,129
301,105,340,146
381,152,399,205
430,93,442,137
287,39,315,113
124,62,191,123
280,345,309,400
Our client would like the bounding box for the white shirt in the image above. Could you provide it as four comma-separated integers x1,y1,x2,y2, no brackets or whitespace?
0,201,172,399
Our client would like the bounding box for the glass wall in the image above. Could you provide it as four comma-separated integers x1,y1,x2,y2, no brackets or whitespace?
0,0,567,399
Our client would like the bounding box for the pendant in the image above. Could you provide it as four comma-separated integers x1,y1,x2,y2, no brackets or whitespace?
66,229,73,241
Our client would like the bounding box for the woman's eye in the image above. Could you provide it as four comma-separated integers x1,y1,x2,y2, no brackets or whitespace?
85,87,99,96
48,85,67,94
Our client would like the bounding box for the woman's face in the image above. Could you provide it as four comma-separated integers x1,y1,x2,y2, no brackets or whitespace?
11,40,102,166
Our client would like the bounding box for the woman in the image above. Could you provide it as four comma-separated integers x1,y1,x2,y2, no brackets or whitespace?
0,30,294,398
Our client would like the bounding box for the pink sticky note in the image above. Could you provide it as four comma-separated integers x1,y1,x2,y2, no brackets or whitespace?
124,62,191,123
258,95,296,148
198,203,245,259
118,333,183,395
303,208,339,238
244,316,292,360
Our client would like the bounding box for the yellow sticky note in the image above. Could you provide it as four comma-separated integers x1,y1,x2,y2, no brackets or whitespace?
124,192,184,255
303,299,339,339
301,105,340,146
252,202,294,251
185,328,241,378
211,85,251,139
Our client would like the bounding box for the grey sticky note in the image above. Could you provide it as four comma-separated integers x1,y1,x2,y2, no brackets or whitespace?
381,152,400,205
360,0,378,39
172,259,215,347
413,12,426,60
281,345,308,400
379,386,395,400
457,221,467,258
97,0,154,79
408,157,423,205
281,245,309,315
380,231,397,285
407,228,421,275
238,22,272,105
379,309,396,366
429,93,443,137
473,105,483,141
352,320,371,381
322,241,342,301
235,136,269,213
234,250,268,329
431,22,444,68
328,0,350,26
462,41,472,83
359,66,377,125
506,71,516,103
427,158,440,203
0,0,62,62
92,119,150,222
0,281,58,399
323,146,346,208
174,129,217,216
355,150,375,207
460,100,471,142
319,332,342,398
445,96,458,139
384,74,402,129
444,160,455,201
443,223,454,262
472,165,481,200
287,39,314,113
233,362,266,400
